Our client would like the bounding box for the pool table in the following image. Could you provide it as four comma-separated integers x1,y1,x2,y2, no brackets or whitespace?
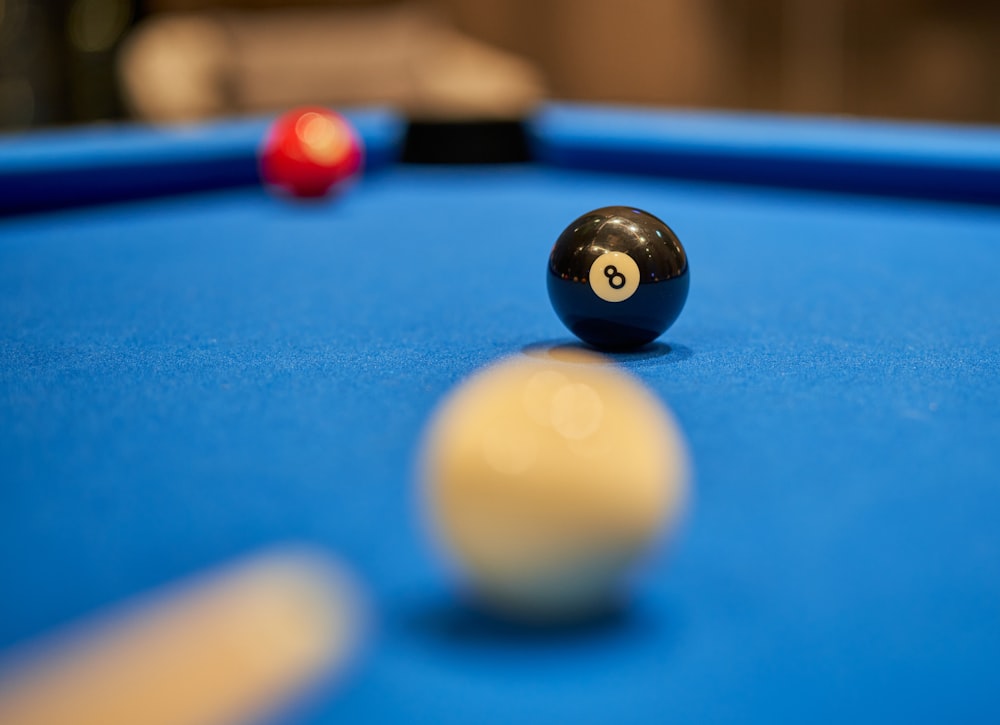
2,105,999,723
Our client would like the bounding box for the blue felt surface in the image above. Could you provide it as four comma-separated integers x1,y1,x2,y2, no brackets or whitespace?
2,164,1000,723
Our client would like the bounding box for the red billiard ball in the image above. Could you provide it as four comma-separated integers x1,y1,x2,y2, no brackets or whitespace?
259,107,363,198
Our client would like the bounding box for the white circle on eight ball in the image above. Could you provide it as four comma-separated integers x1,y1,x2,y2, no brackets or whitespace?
588,251,641,303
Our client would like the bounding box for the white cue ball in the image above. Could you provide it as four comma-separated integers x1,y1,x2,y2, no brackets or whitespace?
419,349,689,620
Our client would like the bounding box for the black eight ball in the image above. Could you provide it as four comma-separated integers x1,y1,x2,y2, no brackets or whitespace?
547,206,689,349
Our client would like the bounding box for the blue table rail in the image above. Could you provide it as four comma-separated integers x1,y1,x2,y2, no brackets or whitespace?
2,104,999,215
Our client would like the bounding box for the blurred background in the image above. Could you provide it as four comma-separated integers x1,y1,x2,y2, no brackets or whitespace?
1,0,998,131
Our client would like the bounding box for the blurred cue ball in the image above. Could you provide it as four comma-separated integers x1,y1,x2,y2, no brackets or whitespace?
419,350,689,621
259,107,363,199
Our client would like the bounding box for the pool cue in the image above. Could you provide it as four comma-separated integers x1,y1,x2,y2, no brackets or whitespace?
0,549,360,725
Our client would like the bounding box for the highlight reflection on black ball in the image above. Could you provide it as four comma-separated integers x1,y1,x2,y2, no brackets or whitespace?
547,206,689,349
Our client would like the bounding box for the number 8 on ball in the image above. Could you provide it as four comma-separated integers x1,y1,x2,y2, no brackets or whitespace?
547,206,690,350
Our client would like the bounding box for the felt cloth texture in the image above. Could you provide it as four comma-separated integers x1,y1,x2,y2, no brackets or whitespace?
2,158,1000,722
